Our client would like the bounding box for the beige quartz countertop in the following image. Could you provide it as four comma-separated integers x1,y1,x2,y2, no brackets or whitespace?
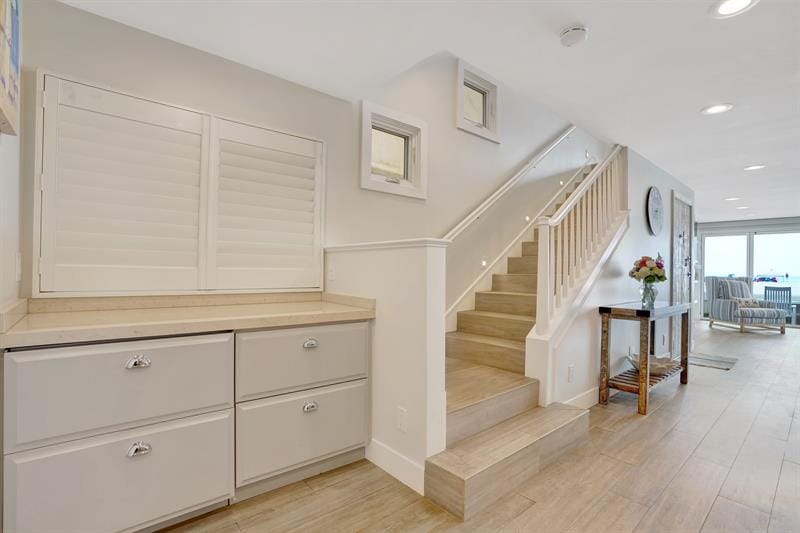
0,297,375,349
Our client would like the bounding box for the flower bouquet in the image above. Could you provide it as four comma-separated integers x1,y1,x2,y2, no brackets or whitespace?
629,254,667,308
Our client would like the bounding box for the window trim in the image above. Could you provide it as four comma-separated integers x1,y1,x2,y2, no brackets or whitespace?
456,60,499,143
360,101,428,200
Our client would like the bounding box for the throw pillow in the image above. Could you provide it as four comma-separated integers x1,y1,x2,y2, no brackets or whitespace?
732,297,760,308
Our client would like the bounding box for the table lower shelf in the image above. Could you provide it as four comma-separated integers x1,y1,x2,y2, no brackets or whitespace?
608,366,683,394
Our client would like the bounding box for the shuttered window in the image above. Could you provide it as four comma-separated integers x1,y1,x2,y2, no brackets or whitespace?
37,75,323,294
209,119,322,289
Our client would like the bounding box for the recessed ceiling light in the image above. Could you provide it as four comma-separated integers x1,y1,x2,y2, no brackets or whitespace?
724,197,740,201
710,0,760,19
700,103,734,115
744,164,766,171
736,206,750,210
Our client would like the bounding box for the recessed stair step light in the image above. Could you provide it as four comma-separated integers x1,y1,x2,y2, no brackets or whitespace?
736,206,750,210
744,164,766,170
710,0,760,19
700,103,734,115
724,197,740,201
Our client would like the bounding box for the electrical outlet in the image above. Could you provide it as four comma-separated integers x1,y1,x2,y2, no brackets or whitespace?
15,252,22,282
396,406,408,433
326,265,336,281
567,364,575,383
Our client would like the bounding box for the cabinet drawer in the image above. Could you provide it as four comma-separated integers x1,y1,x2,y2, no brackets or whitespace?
236,379,367,487
4,409,234,533
4,333,233,452
236,322,368,402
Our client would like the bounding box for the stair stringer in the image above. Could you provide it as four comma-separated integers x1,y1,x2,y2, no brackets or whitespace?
526,211,630,406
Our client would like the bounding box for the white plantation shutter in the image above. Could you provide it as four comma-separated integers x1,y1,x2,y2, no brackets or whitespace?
209,119,323,289
37,75,324,294
40,77,207,292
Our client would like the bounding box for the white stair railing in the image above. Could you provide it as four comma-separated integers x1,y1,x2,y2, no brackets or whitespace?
534,145,625,335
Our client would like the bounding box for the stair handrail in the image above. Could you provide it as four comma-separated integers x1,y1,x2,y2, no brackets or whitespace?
442,125,576,241
534,145,627,335
545,145,623,226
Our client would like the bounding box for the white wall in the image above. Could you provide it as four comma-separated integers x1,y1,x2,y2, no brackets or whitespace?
0,131,21,308
324,241,447,493
553,149,693,406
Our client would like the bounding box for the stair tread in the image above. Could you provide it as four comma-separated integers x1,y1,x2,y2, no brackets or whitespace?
446,331,525,350
445,358,535,414
458,310,534,322
428,403,587,479
475,290,535,298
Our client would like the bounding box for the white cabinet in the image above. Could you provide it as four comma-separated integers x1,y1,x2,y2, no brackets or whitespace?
236,380,367,487
4,410,234,533
4,333,234,453
2,320,370,531
236,322,368,401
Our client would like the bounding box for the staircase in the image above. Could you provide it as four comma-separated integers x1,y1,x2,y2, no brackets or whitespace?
426,145,628,520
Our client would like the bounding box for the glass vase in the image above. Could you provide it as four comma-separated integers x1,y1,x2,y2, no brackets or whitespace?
640,282,658,308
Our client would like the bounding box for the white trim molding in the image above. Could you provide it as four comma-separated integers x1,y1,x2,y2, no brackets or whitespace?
365,438,425,495
325,238,450,253
456,60,499,143
360,101,428,200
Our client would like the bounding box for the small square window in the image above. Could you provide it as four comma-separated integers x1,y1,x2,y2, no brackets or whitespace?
360,101,428,199
463,83,486,126
457,60,499,143
371,127,408,182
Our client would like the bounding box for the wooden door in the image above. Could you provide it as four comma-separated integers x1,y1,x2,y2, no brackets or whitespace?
671,194,693,353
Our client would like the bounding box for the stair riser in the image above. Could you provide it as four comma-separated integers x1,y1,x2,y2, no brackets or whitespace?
475,292,536,315
445,336,524,374
507,256,538,275
521,241,538,256
425,411,589,520
447,381,538,447
492,274,536,293
457,313,532,342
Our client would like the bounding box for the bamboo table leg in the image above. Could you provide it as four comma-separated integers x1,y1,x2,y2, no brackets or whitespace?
599,314,610,404
638,317,650,415
681,311,689,385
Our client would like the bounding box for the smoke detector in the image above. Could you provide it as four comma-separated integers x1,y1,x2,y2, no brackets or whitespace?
560,26,588,47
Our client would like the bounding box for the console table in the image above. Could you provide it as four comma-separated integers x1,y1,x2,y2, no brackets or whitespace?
598,301,692,414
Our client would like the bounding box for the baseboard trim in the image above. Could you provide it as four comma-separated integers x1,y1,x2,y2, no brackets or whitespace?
0,298,27,333
564,387,599,409
366,438,425,495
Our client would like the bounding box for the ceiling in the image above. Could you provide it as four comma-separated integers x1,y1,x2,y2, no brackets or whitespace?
62,0,800,223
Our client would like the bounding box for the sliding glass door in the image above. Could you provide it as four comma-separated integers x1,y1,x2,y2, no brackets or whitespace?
753,232,800,325
701,234,748,317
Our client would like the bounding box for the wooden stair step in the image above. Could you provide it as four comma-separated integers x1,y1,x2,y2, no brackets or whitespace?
445,359,538,446
445,331,525,374
457,310,533,342
521,241,538,256
492,273,536,293
425,403,588,520
475,291,536,315
507,255,538,275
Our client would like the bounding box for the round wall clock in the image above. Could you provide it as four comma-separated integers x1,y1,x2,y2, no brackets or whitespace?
646,186,664,235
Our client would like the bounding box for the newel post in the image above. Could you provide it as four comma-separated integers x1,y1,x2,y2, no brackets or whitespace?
534,219,551,335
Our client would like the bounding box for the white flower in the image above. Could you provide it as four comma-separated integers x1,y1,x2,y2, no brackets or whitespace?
646,260,656,268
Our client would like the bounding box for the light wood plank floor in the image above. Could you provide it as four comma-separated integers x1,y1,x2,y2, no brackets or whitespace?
167,323,800,533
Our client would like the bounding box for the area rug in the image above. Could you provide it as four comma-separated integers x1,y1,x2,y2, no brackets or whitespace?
688,352,738,370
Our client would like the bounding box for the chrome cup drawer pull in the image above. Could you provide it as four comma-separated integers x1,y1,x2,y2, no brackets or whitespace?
302,400,319,413
125,355,152,369
126,441,152,458
302,338,319,349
